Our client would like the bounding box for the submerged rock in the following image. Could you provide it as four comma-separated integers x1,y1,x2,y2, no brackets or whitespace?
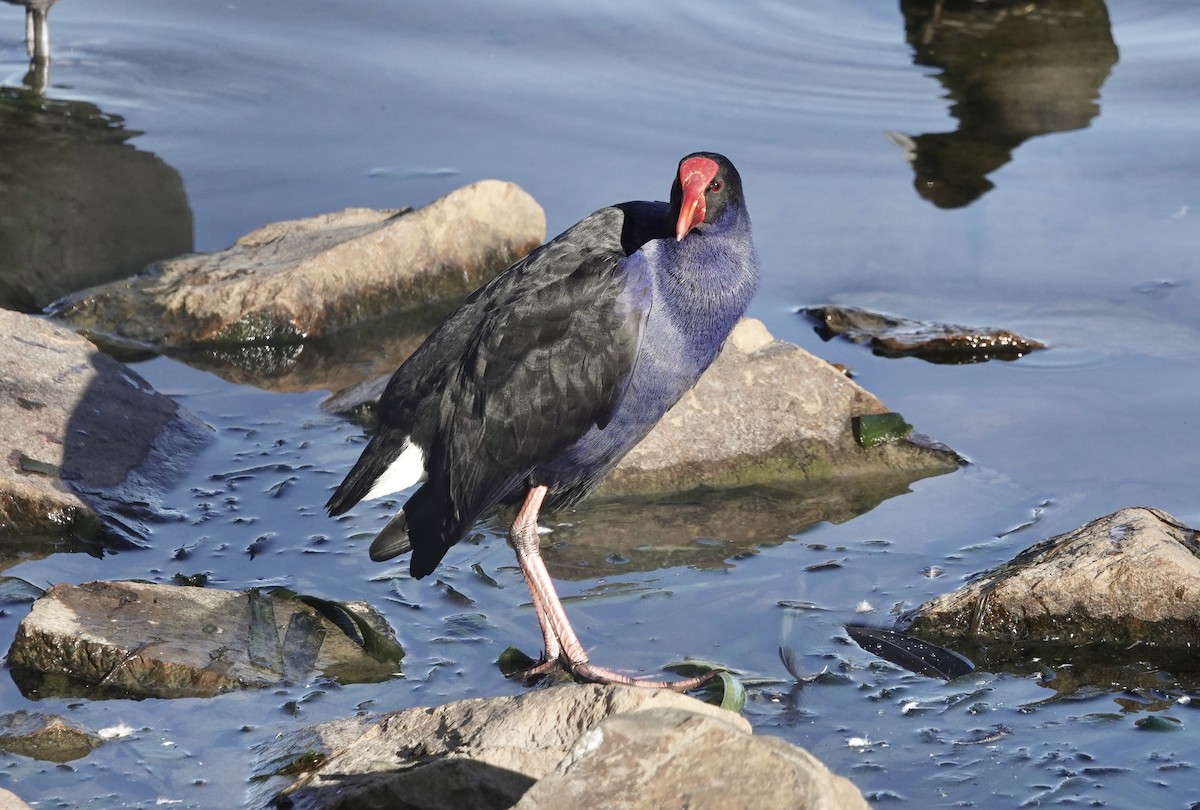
0,710,103,763
327,318,964,496
0,310,211,552
899,507,1200,656
803,305,1045,363
8,581,403,699
252,684,867,810
48,180,546,353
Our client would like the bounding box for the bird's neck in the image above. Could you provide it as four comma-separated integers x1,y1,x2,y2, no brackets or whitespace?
651,209,758,347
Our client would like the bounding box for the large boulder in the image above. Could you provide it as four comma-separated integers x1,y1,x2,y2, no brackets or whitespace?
47,180,545,350
516,706,866,810
8,581,402,699
0,309,210,551
900,507,1200,654
252,684,867,810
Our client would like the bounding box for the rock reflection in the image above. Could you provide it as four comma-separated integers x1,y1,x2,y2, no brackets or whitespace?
168,298,463,396
536,471,950,581
894,0,1118,208
0,85,193,311
4,0,58,91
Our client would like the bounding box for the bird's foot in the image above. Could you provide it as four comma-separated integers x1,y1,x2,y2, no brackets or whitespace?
568,660,718,692
513,655,563,682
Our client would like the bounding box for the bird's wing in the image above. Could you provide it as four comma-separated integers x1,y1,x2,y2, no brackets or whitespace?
415,208,652,557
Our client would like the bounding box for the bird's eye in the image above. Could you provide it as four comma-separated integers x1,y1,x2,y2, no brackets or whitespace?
708,180,723,193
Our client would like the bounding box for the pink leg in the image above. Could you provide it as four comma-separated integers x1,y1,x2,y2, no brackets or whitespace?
510,485,715,691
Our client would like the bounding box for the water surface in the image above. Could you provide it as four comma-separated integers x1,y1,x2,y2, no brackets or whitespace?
2,0,1200,806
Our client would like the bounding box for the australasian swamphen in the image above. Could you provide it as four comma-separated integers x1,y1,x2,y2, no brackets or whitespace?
327,152,759,689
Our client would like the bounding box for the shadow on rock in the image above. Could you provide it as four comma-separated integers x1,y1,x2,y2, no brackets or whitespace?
892,0,1118,208
0,83,193,311
0,311,209,562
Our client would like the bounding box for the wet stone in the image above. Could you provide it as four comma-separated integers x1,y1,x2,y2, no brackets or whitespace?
803,305,1046,364
899,507,1200,660
252,684,868,810
0,309,211,552
0,710,103,763
8,581,403,699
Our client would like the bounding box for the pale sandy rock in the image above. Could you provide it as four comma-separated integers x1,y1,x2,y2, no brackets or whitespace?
48,180,545,349
254,684,864,810
515,706,868,810
601,318,962,493
0,787,32,810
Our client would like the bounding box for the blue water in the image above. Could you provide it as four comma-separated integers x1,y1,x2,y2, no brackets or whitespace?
3,0,1200,806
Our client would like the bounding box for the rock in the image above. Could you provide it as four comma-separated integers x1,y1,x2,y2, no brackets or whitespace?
515,706,868,810
0,787,32,810
803,305,1045,364
48,180,546,351
0,309,211,550
0,710,103,763
326,318,963,496
8,581,403,699
899,507,1200,652
254,684,866,810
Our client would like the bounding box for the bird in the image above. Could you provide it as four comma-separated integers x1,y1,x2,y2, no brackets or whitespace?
327,152,758,688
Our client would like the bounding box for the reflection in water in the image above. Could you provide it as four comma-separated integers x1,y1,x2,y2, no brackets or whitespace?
4,0,58,90
893,0,1118,208
0,86,193,311
537,471,953,581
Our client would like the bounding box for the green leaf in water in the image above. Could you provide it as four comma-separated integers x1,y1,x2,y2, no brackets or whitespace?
1134,715,1182,731
852,412,913,448
713,671,746,712
294,594,404,665
497,646,537,677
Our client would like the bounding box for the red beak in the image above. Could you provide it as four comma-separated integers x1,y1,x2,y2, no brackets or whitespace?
675,156,719,241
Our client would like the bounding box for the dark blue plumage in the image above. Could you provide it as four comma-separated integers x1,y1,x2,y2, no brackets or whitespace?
327,152,758,687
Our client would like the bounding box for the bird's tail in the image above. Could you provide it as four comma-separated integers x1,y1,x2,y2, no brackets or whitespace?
369,510,413,561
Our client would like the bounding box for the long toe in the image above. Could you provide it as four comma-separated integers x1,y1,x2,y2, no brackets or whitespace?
570,661,719,692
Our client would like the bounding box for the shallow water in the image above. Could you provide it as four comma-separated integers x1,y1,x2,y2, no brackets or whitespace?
2,0,1200,806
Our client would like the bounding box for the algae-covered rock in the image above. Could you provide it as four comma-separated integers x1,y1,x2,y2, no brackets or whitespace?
9,581,403,699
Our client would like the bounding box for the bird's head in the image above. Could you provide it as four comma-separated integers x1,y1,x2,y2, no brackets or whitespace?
671,152,744,241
